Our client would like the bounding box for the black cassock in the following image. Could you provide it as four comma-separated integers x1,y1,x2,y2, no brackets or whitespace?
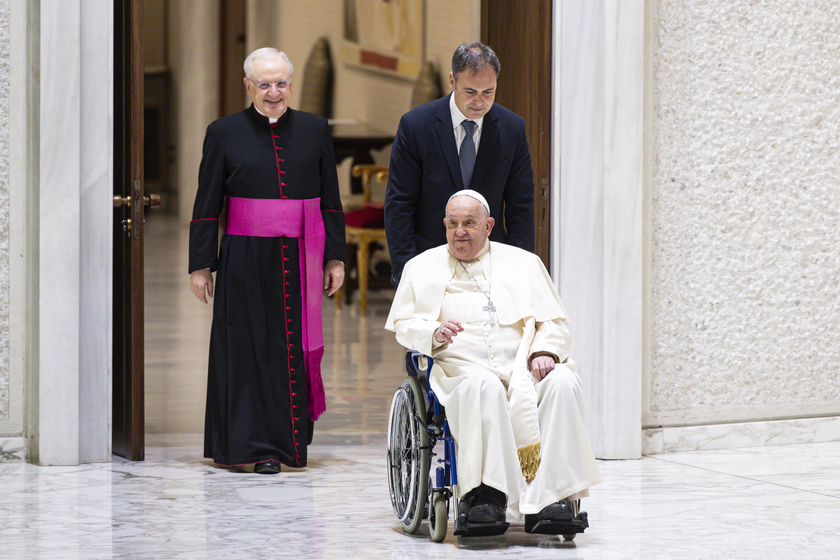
189,105,346,467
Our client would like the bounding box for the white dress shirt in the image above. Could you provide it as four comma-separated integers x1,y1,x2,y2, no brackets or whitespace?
449,94,485,154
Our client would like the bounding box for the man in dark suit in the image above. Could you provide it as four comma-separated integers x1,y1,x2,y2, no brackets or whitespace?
384,42,535,285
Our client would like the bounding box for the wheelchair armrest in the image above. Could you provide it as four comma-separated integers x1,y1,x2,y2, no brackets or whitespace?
405,351,433,382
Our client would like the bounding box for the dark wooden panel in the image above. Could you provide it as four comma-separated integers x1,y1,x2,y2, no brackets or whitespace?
481,0,553,269
220,0,247,117
113,0,146,461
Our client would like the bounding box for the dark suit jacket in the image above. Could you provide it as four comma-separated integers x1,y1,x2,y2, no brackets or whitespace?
384,94,535,285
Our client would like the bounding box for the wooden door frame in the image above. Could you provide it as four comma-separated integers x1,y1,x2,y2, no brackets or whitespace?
219,0,248,118
113,0,145,461
480,0,553,269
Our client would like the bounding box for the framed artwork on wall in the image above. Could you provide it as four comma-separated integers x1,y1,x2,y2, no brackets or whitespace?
342,0,424,79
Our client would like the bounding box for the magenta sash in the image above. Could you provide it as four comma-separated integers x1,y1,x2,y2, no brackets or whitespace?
226,196,327,421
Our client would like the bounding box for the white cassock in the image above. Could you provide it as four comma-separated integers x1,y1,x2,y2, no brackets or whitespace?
385,241,601,520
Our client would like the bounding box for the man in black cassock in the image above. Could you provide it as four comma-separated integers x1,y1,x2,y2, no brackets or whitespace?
189,48,346,475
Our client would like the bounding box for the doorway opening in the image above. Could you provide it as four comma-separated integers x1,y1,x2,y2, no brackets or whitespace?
113,0,554,460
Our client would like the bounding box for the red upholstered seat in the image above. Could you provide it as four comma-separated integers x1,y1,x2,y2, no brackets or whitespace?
345,204,385,228
338,165,390,317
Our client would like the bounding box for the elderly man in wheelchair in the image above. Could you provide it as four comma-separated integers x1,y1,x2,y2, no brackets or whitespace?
385,190,601,542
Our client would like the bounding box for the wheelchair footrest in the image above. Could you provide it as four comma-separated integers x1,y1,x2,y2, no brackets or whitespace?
453,518,510,537
525,511,588,535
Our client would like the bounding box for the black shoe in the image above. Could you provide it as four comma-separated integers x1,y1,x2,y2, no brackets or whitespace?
524,501,574,532
467,502,505,523
254,460,281,474
458,484,506,524
457,486,479,522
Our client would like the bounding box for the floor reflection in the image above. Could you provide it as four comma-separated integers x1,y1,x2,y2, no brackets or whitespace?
1,215,839,558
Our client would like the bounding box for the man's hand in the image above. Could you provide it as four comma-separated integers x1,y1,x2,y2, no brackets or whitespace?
530,355,556,381
191,269,214,304
323,260,345,296
434,320,463,344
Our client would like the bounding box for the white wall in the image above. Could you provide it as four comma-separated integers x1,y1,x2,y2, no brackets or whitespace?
0,0,26,464
647,1,840,429
2,0,113,465
4,0,37,463
0,0,12,442
556,0,645,460
555,0,840,457
78,0,114,462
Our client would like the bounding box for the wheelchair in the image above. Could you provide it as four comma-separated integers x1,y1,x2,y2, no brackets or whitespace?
386,352,589,542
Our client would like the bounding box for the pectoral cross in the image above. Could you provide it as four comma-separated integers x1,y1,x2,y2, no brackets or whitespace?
483,299,497,324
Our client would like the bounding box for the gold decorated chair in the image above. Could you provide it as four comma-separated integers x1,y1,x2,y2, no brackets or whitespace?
337,164,390,316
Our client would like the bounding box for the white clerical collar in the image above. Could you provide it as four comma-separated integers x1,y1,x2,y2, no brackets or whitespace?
254,105,283,124
449,93,484,133
474,241,491,260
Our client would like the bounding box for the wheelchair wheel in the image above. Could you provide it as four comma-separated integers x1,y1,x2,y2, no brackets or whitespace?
429,492,448,542
387,376,430,534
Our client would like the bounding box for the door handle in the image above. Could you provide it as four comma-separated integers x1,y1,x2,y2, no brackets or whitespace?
113,194,162,208
114,186,162,238
144,194,161,208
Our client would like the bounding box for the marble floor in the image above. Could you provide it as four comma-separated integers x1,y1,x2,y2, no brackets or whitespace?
2,215,840,559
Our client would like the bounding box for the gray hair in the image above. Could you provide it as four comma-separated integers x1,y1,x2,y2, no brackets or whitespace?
243,48,294,80
451,42,500,81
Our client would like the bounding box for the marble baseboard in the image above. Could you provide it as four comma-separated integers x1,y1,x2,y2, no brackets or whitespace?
0,437,25,462
643,416,840,455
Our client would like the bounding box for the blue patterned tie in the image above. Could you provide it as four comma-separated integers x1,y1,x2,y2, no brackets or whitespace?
459,120,477,188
